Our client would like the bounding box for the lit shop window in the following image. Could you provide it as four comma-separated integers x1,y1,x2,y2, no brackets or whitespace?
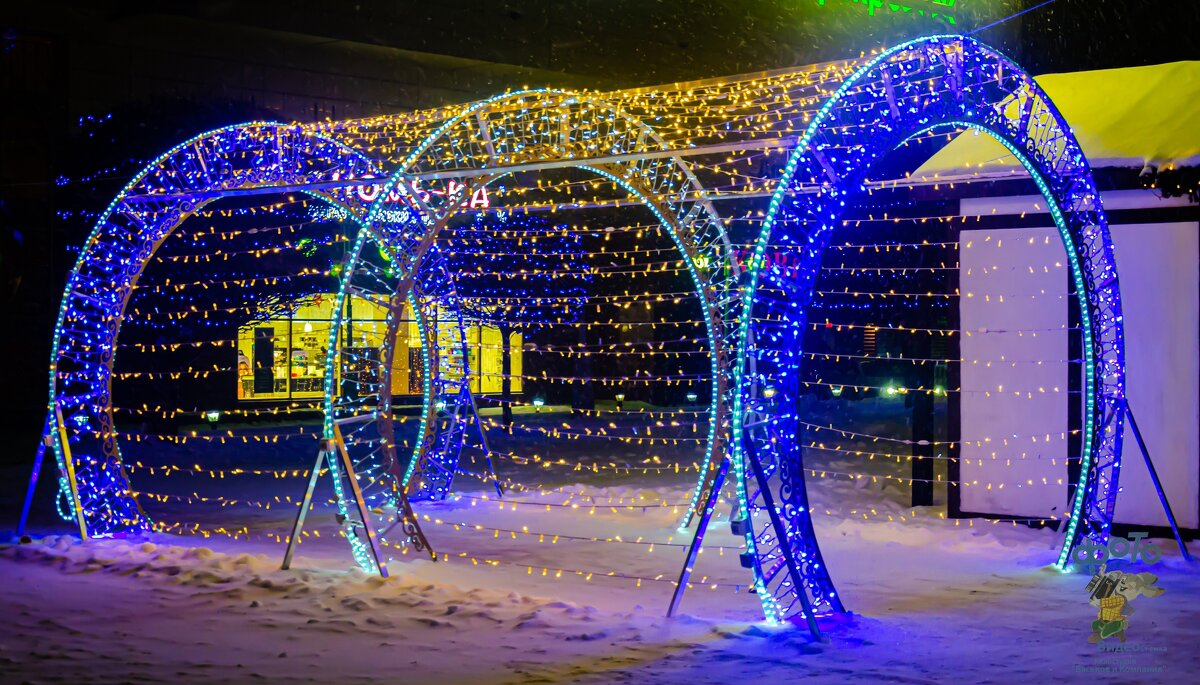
472,326,523,395
236,296,520,400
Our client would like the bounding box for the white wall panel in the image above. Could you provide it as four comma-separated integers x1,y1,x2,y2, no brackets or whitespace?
957,218,1200,530
1110,222,1200,529
959,227,1071,518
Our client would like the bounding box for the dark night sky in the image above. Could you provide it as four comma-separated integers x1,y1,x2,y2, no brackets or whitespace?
101,0,1197,85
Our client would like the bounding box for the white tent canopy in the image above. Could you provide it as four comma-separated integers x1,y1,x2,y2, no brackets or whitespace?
915,61,1200,179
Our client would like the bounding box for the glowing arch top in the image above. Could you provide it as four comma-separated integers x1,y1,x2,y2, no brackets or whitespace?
45,35,1123,633
323,88,745,523
46,122,386,537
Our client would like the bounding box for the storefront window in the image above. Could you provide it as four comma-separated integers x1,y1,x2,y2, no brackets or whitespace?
474,327,523,395
237,320,288,400
237,295,519,401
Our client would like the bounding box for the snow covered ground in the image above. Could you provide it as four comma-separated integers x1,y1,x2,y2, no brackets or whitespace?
3,401,1198,684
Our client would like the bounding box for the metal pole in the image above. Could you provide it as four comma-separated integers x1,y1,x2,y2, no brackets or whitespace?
679,458,724,529
667,457,729,617
1125,404,1192,562
465,386,503,497
910,386,935,507
281,446,327,570
53,404,88,541
333,424,390,578
16,420,52,537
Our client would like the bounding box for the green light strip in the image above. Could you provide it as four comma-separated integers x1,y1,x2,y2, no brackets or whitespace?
815,0,958,26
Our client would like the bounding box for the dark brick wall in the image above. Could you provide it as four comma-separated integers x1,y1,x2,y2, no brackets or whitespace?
0,5,609,448
9,5,603,124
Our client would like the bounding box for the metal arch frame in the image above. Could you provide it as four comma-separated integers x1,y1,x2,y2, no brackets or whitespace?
325,179,482,520
576,163,731,526
404,163,726,500
343,89,743,526
311,203,465,571
42,37,1125,634
390,286,478,500
336,162,722,513
43,121,442,550
730,35,1125,629
47,120,264,538
320,166,487,572
390,241,489,503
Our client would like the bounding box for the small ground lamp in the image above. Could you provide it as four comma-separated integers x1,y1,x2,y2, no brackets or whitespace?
615,393,626,411
685,391,698,404
532,396,545,412
203,410,221,425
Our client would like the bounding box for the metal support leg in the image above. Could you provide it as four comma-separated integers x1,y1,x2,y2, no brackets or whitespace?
282,428,398,576
332,424,389,578
679,460,722,529
53,404,88,541
281,446,327,571
1126,404,1192,562
1049,511,1072,551
467,388,504,498
668,457,729,617
17,424,51,537
745,440,822,639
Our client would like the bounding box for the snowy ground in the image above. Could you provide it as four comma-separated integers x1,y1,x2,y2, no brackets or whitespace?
3,400,1198,684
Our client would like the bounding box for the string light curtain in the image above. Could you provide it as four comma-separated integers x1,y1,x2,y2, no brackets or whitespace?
43,35,1123,634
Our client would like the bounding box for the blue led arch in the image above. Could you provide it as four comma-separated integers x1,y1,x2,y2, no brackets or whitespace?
45,37,1125,632
343,89,743,523
44,122,428,545
731,35,1124,625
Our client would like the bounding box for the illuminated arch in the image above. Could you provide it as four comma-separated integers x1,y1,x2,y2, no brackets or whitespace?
320,195,478,570
46,36,1125,633
732,35,1124,628
44,122,447,551
331,90,743,527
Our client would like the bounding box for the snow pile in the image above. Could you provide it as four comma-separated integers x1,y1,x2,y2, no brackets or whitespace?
0,534,734,684
4,524,1197,684
0,534,671,635
3,398,1198,683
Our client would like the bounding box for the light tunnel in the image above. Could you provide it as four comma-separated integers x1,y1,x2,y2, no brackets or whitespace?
44,34,1123,633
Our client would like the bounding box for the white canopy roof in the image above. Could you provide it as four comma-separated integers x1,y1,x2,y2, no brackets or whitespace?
914,61,1200,180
